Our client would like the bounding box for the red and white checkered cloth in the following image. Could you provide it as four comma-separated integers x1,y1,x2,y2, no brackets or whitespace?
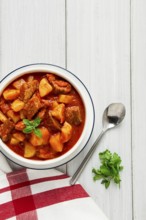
0,155,108,220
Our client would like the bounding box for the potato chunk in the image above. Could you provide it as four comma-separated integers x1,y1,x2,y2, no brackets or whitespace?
49,133,63,152
30,127,50,146
11,99,25,112
51,103,65,123
58,95,73,104
0,110,7,123
24,142,36,158
13,132,25,142
13,79,25,89
7,110,20,123
3,89,20,100
61,121,72,143
39,78,53,97
52,101,59,109
10,137,20,145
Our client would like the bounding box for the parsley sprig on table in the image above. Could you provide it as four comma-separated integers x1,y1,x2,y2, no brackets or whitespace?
23,117,42,138
92,149,123,189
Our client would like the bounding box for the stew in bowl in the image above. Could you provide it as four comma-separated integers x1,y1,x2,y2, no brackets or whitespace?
0,64,94,169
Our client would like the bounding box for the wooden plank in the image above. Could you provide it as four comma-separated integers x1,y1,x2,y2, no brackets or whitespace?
0,0,65,75
131,0,146,219
0,0,66,172
66,1,132,219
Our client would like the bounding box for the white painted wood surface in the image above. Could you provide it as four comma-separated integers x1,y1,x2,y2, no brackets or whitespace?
0,0,145,219
132,1,146,220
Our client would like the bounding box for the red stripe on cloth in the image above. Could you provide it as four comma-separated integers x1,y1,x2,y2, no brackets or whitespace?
0,202,15,220
0,197,37,220
16,210,38,220
6,169,37,219
0,173,68,193
0,186,10,193
34,184,89,208
30,174,68,184
0,184,89,219
7,169,32,199
0,169,27,193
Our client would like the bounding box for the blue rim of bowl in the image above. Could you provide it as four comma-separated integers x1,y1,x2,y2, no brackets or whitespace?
0,63,95,170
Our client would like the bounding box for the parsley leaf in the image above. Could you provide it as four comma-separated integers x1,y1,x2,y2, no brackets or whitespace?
23,117,42,138
92,149,123,189
23,126,34,134
23,119,33,126
33,117,41,127
34,128,42,138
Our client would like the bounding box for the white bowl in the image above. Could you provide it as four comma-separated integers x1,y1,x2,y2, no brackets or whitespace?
0,64,95,169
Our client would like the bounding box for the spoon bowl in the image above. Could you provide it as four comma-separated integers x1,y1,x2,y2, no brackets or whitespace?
102,103,126,131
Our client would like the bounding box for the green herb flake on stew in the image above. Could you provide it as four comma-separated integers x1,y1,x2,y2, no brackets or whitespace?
23,117,42,138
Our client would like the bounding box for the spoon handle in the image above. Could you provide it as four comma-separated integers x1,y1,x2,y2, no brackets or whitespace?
70,130,105,185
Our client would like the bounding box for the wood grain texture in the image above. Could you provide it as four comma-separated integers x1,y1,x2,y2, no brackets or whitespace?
66,1,132,220
131,0,146,219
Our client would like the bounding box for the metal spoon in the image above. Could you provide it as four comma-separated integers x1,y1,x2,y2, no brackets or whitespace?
70,103,126,185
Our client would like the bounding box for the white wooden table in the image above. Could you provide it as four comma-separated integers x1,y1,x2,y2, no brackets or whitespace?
0,1,146,219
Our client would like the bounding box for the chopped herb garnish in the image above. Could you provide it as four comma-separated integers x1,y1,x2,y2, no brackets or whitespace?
92,149,123,189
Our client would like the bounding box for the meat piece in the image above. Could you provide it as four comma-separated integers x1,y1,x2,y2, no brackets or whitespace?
0,119,14,142
19,80,38,102
65,106,82,125
23,94,42,120
15,121,25,131
36,148,56,159
41,99,54,108
0,110,7,123
51,80,72,94
37,108,46,120
47,74,56,83
0,98,10,114
45,112,61,131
